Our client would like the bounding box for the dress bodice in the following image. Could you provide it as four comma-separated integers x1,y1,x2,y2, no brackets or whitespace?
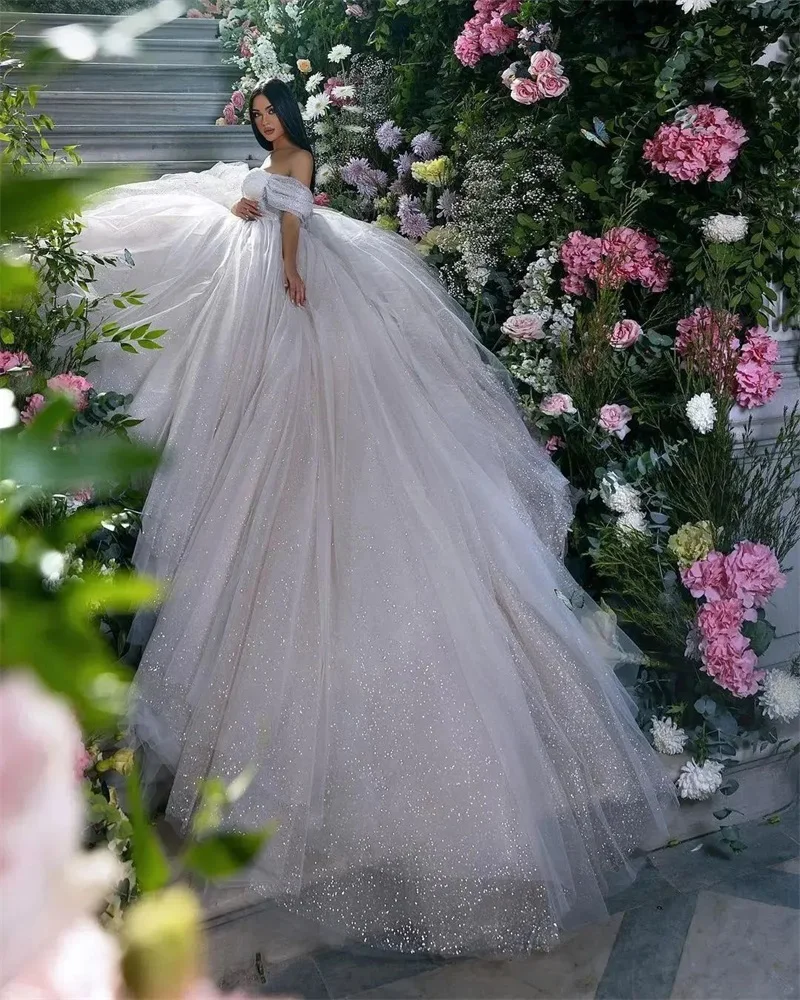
241,168,314,225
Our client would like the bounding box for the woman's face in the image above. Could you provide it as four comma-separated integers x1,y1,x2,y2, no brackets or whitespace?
251,95,285,144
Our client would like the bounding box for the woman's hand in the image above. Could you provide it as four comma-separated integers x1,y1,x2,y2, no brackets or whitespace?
231,198,262,221
284,267,306,307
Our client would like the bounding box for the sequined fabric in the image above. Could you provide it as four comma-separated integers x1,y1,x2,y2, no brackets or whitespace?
76,160,677,955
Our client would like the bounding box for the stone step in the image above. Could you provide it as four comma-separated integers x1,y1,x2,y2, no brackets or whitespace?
0,10,220,40
15,61,239,92
35,90,230,125
12,31,226,66
87,157,252,176
50,124,260,164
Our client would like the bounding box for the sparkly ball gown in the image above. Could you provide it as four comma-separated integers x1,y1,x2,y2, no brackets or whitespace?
78,157,676,954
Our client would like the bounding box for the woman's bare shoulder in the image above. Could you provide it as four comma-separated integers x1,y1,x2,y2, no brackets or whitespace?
288,148,314,186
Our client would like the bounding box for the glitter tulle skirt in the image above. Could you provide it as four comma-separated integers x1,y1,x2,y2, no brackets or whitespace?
78,163,676,954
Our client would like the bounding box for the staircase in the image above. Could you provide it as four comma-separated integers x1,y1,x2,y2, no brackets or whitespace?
1,10,262,174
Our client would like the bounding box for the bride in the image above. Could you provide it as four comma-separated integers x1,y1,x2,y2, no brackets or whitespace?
79,79,676,954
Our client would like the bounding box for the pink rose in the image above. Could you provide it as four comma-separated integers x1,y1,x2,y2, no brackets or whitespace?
510,77,541,105
681,551,734,603
0,351,32,374
540,392,576,417
230,90,245,111
222,103,237,125
239,40,252,59
313,192,330,207
609,319,642,349
502,314,545,342
725,541,786,611
46,373,92,410
536,72,569,99
597,402,632,439
697,598,746,642
545,435,564,455
701,631,763,698
20,393,45,424
529,49,561,76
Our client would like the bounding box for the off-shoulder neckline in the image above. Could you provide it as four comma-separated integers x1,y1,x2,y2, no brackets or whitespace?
258,168,312,195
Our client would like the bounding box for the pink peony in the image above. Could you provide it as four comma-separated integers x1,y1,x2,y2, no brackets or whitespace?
46,373,92,410
681,551,733,603
597,403,632,440
230,90,245,111
540,392,576,417
20,393,45,424
734,359,782,408
529,49,561,75
313,192,330,207
609,319,642,349
510,77,541,105
725,541,786,611
701,631,763,698
545,435,564,455
697,598,746,641
536,72,569,99
502,314,545,341
0,350,32,374
643,104,748,185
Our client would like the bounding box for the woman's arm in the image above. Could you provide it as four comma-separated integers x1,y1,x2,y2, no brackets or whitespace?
281,150,314,308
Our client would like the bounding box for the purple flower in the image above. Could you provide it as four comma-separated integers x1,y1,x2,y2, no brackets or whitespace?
341,157,388,197
437,188,457,221
394,151,415,176
376,119,404,152
411,130,441,159
397,195,431,240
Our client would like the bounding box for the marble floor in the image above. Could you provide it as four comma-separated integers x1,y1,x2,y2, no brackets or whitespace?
206,805,800,1000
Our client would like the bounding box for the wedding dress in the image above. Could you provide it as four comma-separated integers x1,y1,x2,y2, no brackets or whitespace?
77,159,676,954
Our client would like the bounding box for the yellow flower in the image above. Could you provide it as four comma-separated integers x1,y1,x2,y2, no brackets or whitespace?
668,520,717,569
411,156,453,188
122,887,202,1000
375,214,399,232
296,58,312,74
417,225,458,256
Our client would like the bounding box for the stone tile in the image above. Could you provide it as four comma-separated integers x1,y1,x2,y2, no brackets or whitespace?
315,948,443,999
501,912,624,999
260,956,331,999
715,869,800,910
350,960,549,999
777,806,800,845
206,900,337,970
648,823,799,893
604,861,680,915
595,893,698,1000
774,857,800,875
669,891,800,1000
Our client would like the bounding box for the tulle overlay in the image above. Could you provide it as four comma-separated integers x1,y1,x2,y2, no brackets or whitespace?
77,160,676,954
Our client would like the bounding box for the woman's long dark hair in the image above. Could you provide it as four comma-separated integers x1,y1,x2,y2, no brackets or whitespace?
249,79,316,189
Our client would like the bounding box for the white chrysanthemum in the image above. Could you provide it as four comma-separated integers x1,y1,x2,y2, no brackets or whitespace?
617,509,649,535
651,716,688,755
328,44,352,63
677,759,724,800
759,669,800,723
701,213,748,243
305,72,324,93
600,472,641,514
685,393,717,434
676,0,716,12
316,162,335,186
332,84,356,101
303,92,331,121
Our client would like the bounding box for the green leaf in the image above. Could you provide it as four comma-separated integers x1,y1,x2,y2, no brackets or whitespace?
741,617,776,656
183,828,277,880
126,768,171,893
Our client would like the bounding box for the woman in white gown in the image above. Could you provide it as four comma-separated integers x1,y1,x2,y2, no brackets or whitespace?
79,80,676,954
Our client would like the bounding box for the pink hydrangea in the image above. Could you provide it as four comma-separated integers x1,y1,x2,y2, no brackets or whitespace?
725,541,786,611
697,598,746,641
609,319,643,349
0,351,32,374
597,403,632,440
740,327,779,364
675,306,741,387
734,359,782,408
681,550,733,603
643,104,748,184
701,631,763,697
20,393,45,424
454,0,520,67
559,227,670,296
46,373,92,410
